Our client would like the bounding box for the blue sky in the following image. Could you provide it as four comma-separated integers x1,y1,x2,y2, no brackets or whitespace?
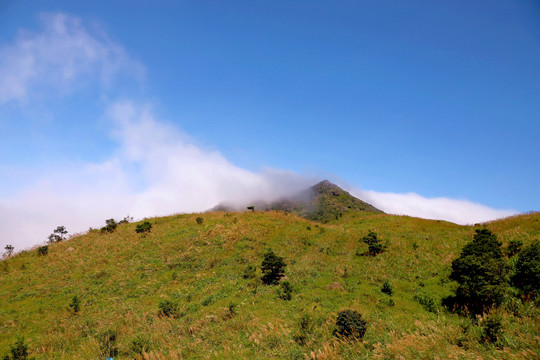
1,1,538,249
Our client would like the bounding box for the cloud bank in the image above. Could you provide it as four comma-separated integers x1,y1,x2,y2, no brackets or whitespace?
0,13,517,251
351,189,516,225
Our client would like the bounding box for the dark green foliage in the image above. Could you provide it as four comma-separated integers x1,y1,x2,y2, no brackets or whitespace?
69,295,80,313
279,281,293,300
47,226,67,243
3,337,33,360
247,206,255,212
228,303,236,317
361,231,385,256
446,229,509,314
334,310,367,339
3,244,14,257
260,249,286,285
481,313,504,345
196,217,204,224
381,280,393,296
131,336,151,355
506,239,523,257
158,299,178,317
511,240,540,299
135,221,152,234
414,291,437,313
37,246,48,256
99,329,118,358
100,218,118,233
242,265,256,279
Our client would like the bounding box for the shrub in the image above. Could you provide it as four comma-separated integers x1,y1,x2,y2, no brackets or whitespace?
3,245,14,257
446,229,509,314
135,221,152,234
118,215,133,225
100,218,117,233
247,206,255,212
511,240,540,299
334,310,367,339
243,265,257,279
69,295,80,313
361,231,385,256
47,226,68,243
381,280,393,296
37,246,48,256
481,313,504,345
196,217,204,224
506,239,523,257
279,281,293,300
158,299,179,317
3,337,33,360
261,249,286,285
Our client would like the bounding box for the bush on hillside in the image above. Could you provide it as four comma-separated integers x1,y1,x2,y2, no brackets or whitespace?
2,337,33,360
481,313,504,345
511,240,540,299
135,221,152,234
381,280,393,296
279,281,293,300
260,249,286,285
196,217,204,224
37,246,48,256
361,231,385,256
47,226,68,243
334,310,367,339
118,215,133,225
445,229,509,314
158,299,179,318
3,245,14,258
100,218,118,233
69,295,80,313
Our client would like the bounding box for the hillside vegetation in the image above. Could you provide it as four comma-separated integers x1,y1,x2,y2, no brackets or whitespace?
1,210,539,359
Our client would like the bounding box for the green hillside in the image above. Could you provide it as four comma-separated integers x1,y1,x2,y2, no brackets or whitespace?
0,210,539,359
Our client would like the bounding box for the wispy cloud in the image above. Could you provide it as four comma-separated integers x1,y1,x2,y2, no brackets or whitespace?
0,100,313,250
0,13,143,103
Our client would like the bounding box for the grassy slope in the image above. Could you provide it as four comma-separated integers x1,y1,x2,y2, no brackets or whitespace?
0,211,539,359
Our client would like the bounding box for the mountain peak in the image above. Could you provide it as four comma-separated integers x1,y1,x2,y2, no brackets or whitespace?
268,180,383,222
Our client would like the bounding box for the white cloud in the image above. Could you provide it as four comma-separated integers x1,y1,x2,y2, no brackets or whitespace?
0,12,518,253
351,189,516,225
0,100,314,250
0,13,143,103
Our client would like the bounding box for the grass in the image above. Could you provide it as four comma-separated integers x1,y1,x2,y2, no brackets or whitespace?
0,210,539,359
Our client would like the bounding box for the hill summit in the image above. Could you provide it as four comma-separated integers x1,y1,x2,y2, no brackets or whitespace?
265,180,382,223
213,180,382,223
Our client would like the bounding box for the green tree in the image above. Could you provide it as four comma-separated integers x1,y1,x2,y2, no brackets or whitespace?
361,231,385,256
511,240,540,299
47,226,68,243
447,229,509,314
260,249,286,285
